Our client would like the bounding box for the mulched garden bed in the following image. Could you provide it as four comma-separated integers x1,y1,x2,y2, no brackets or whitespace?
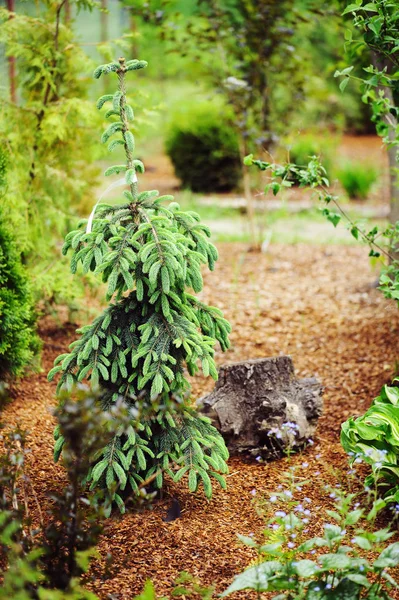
4,242,399,599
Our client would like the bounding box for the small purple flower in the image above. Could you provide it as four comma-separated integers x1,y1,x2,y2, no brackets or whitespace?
287,541,295,548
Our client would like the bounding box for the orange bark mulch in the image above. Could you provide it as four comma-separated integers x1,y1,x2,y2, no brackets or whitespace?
4,242,399,599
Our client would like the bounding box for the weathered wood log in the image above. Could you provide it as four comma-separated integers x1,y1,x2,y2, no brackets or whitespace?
199,356,323,460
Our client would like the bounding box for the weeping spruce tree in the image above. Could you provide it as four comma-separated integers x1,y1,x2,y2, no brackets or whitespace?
49,58,231,513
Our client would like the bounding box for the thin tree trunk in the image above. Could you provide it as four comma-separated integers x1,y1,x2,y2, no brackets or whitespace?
65,0,71,24
240,139,257,248
130,10,138,58
101,0,108,43
386,107,399,227
6,0,16,104
371,52,399,259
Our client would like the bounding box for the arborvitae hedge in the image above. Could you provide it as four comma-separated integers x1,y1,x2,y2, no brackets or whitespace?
0,211,40,378
49,58,232,514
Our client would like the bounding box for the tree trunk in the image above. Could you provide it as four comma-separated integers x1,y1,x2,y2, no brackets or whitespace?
240,138,258,248
200,356,323,460
130,10,138,58
6,0,16,104
371,52,399,258
101,0,108,43
65,0,71,24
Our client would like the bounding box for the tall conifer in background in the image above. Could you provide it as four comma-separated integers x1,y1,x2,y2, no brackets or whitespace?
49,58,231,513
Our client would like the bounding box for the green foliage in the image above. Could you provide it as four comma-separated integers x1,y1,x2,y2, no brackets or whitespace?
336,160,378,199
0,209,40,378
222,470,399,599
246,152,399,299
341,382,399,505
50,58,231,513
165,103,241,193
334,1,399,205
0,401,103,599
286,134,335,177
172,572,214,599
0,1,102,306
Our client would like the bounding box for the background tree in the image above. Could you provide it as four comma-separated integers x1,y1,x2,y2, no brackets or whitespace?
336,0,399,241
123,0,343,242
0,0,102,307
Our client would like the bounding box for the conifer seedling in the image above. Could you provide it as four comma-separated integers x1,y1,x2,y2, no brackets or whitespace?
49,57,232,514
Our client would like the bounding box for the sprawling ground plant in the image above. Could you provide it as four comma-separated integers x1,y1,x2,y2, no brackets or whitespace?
49,58,231,513
222,469,399,599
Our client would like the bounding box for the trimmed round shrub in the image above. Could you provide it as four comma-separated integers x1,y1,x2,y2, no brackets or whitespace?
165,104,241,193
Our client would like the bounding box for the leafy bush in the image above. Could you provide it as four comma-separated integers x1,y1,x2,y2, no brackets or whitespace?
222,470,399,599
336,161,378,200
285,134,335,177
0,211,40,378
0,389,105,598
165,103,241,193
341,382,399,505
49,58,231,514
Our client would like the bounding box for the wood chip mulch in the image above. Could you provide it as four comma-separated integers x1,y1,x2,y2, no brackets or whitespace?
3,242,399,599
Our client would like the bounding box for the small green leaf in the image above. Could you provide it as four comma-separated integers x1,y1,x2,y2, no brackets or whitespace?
339,77,350,93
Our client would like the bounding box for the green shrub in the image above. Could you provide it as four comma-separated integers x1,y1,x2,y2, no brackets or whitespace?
49,58,231,514
0,213,40,378
165,103,241,193
336,161,378,200
285,134,336,177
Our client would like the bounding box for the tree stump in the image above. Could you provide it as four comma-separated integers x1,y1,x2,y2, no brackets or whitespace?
199,356,323,460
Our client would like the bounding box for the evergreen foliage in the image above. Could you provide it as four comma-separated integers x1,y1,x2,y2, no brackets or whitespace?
0,151,39,378
165,104,241,192
50,57,231,513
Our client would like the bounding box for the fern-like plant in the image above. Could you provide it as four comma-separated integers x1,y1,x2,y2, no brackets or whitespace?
49,58,231,513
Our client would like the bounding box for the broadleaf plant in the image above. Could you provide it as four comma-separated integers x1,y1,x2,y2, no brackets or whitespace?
341,381,399,507
49,57,231,513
